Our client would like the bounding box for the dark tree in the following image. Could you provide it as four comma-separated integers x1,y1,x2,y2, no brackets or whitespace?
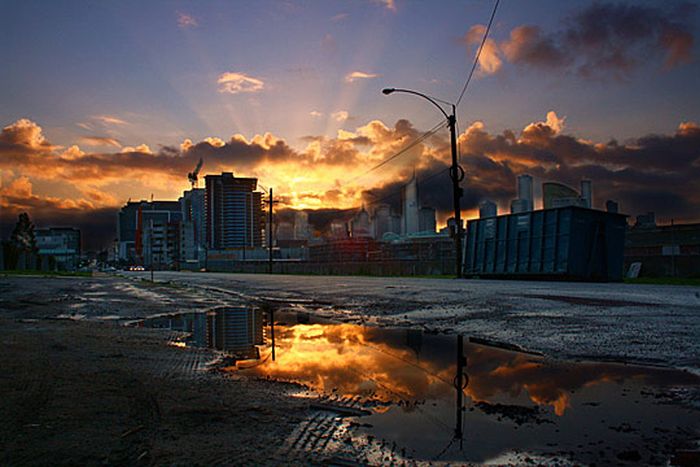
11,212,37,253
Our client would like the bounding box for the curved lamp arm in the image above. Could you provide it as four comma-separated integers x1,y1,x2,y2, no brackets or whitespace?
382,87,452,121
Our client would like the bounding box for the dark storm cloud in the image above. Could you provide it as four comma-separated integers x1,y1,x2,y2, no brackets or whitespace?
499,2,696,78
359,118,700,224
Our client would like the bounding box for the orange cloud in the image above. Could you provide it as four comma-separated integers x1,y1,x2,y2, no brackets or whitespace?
345,71,380,83
217,72,265,94
79,136,122,148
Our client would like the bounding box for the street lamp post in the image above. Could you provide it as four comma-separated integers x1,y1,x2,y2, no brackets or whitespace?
382,88,464,278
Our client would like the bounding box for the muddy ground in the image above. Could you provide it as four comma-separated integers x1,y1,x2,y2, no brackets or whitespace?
1,273,699,466
0,276,309,466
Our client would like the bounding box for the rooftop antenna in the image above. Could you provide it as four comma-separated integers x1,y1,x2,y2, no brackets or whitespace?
188,157,204,188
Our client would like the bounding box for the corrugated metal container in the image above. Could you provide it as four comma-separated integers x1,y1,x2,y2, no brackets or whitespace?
464,206,627,281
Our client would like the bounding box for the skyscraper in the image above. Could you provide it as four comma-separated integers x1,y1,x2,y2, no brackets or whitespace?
401,173,419,235
418,206,436,233
205,172,262,249
179,188,206,263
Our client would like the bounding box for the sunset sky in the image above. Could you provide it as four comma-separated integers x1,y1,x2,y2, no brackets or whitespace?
1,0,699,249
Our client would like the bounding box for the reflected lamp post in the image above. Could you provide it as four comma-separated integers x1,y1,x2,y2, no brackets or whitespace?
382,88,465,277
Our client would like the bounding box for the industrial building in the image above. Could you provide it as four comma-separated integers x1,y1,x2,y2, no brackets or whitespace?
205,172,263,249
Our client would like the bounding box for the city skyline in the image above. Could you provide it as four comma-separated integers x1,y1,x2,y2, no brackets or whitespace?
2,0,700,249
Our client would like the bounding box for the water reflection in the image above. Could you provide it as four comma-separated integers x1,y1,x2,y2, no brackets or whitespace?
138,306,263,359
241,311,700,464
140,308,700,463
247,312,698,414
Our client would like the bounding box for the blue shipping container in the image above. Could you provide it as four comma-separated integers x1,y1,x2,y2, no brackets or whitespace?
464,206,627,281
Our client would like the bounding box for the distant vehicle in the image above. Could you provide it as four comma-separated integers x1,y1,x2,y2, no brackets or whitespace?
128,266,145,271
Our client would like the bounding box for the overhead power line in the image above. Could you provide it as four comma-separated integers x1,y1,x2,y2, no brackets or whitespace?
455,0,500,107
346,119,445,185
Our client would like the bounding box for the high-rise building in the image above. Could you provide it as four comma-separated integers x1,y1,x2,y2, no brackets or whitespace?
372,204,392,239
517,174,534,211
479,200,497,218
142,218,180,268
179,188,206,264
418,207,436,233
580,180,592,209
293,211,310,240
351,205,372,238
205,172,262,249
543,182,584,209
401,173,419,235
118,200,181,262
511,174,534,213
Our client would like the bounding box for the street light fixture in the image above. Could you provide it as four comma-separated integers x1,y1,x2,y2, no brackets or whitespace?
382,87,465,278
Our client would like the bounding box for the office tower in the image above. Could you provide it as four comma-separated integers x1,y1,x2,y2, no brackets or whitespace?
418,206,437,233
580,180,592,208
517,174,534,211
479,200,497,218
401,174,419,235
205,172,262,249
179,188,206,263
293,211,310,240
372,204,393,239
351,205,372,238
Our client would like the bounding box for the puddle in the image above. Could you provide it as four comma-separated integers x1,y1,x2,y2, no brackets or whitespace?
242,311,700,465
136,307,264,360
136,307,700,464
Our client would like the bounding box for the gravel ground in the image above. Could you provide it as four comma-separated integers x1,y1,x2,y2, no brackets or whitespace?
0,276,308,466
2,273,699,466
125,271,700,371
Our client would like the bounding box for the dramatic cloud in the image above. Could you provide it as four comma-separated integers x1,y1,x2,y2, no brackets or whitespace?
467,2,696,78
345,71,381,83
0,118,57,150
79,136,122,148
463,24,503,74
217,72,265,94
177,12,198,28
3,115,700,249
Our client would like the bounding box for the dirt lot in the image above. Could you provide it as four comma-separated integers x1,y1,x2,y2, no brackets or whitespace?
2,274,699,466
0,276,309,466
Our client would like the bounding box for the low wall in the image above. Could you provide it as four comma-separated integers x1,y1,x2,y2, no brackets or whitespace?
203,260,456,276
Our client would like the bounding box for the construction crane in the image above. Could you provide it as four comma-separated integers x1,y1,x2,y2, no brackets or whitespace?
188,158,203,188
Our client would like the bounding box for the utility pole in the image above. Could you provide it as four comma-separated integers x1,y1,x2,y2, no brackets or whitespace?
448,105,464,278
267,188,275,274
382,88,465,277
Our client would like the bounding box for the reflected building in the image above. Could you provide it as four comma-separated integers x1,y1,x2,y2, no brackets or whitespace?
206,307,264,358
